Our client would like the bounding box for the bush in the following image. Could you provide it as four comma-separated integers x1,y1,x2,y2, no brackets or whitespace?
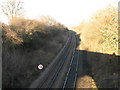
2,16,69,88
91,5,118,55
73,5,119,55
3,16,67,48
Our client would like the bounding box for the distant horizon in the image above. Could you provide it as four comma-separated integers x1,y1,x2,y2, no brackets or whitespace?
0,0,119,27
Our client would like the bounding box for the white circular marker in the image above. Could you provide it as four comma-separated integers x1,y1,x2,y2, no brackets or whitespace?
38,64,43,70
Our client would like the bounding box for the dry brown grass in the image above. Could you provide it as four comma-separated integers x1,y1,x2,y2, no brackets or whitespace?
76,75,97,88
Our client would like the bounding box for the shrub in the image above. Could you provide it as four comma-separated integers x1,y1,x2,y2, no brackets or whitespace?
73,5,119,55
2,16,68,88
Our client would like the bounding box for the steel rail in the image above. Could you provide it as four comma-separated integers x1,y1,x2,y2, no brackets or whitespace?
38,32,74,88
29,32,71,88
62,34,79,89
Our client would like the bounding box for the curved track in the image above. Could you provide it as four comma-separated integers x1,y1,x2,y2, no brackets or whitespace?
62,35,79,89
29,31,79,89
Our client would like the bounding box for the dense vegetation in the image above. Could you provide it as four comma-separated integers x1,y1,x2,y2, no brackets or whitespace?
73,5,119,55
2,16,68,88
73,5,119,88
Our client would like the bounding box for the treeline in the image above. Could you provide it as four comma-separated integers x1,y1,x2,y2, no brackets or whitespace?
2,16,68,49
2,16,69,88
73,5,119,88
73,5,119,55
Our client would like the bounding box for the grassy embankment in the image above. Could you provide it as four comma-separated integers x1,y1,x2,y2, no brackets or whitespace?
73,6,119,88
2,16,69,88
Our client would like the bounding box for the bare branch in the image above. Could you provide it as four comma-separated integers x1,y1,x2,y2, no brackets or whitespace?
0,0,24,20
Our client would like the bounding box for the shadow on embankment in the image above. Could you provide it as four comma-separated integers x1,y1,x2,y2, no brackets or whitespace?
74,32,120,89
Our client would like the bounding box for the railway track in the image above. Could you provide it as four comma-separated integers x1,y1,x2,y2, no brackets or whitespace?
62,33,79,89
29,31,79,89
50,32,77,88
63,50,79,89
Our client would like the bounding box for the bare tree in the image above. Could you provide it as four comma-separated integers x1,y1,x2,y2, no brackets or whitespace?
39,15,57,26
1,0,24,20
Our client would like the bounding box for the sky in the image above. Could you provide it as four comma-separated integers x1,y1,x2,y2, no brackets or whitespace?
0,0,119,27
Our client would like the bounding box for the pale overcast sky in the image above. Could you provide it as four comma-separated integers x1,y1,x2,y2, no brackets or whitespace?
0,0,119,27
